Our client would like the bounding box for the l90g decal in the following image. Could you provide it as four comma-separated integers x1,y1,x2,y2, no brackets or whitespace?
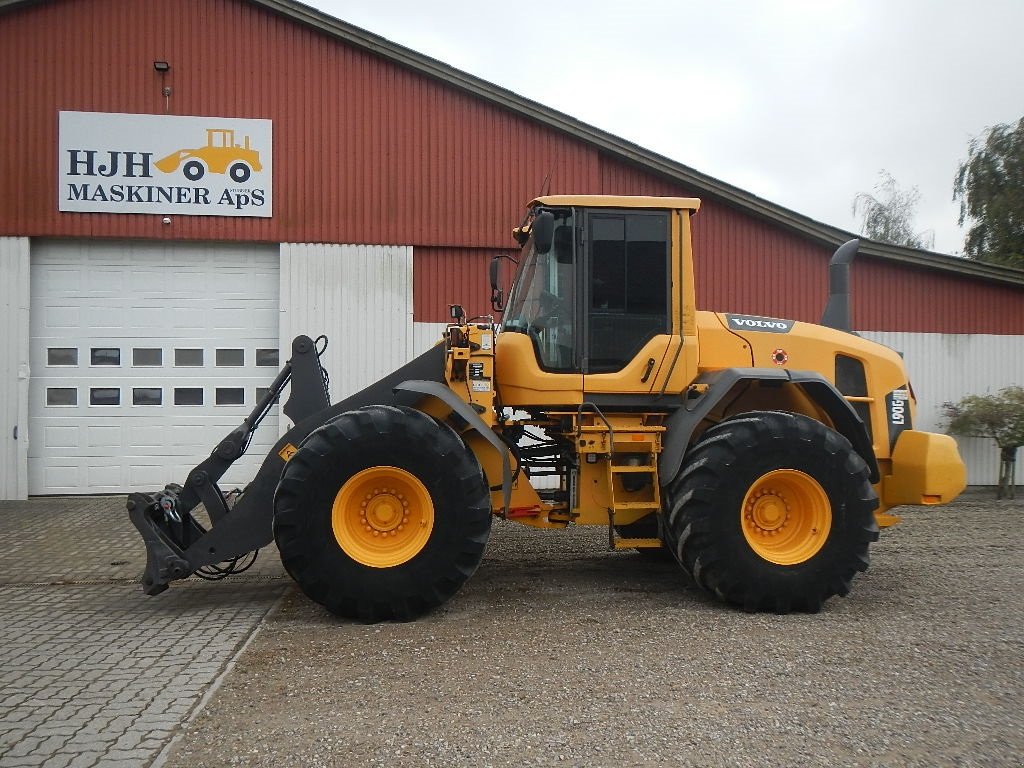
886,387,912,448
725,314,795,333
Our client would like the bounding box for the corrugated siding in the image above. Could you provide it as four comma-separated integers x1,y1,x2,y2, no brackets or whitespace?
413,246,518,323
0,0,601,247
0,237,30,499
860,331,1024,486
2,0,1021,333
279,243,413,427
853,258,1024,335
413,322,446,356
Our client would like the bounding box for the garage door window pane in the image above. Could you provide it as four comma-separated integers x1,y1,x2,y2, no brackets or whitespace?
256,348,279,367
133,387,162,406
216,387,245,405
90,387,120,406
133,348,163,366
47,348,78,366
46,387,77,406
175,348,204,367
216,348,245,367
256,386,277,403
174,387,204,405
91,348,121,366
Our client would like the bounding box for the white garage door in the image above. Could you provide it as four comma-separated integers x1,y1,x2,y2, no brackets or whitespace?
29,240,280,495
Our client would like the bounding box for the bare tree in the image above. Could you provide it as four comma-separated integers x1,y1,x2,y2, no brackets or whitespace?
852,170,935,250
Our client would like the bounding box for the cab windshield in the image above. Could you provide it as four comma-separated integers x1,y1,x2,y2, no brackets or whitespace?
502,209,576,371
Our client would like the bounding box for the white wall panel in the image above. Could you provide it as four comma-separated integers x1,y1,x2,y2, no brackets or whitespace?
0,238,30,499
861,331,1024,486
280,244,414,429
413,322,446,356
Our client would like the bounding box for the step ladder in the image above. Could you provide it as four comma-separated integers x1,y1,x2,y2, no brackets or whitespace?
607,453,662,551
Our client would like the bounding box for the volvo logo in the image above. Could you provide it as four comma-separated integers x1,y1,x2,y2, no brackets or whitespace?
725,314,794,334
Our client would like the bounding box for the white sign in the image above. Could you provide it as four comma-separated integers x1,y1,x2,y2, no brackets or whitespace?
58,111,272,217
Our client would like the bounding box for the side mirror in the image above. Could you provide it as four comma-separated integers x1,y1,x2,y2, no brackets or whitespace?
532,211,554,254
489,256,505,312
489,255,501,292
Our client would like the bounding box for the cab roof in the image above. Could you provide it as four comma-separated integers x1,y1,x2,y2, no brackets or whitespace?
531,195,701,212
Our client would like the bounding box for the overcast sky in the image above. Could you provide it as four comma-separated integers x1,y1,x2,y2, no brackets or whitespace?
309,0,1024,255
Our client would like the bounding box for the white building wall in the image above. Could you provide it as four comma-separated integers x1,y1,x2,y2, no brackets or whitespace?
279,243,415,430
0,237,30,500
861,331,1024,486
412,322,446,355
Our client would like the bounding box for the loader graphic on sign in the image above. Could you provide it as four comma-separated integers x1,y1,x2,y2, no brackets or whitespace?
155,128,262,183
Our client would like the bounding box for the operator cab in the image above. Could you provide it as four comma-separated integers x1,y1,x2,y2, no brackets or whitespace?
502,197,695,381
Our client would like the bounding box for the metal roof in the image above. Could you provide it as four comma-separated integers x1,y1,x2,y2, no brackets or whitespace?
3,0,1022,288
532,196,702,211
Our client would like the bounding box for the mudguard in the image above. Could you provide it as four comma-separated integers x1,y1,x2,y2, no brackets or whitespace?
394,379,513,514
658,367,879,487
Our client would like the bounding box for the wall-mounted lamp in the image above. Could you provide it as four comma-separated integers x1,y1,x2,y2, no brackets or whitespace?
153,60,170,73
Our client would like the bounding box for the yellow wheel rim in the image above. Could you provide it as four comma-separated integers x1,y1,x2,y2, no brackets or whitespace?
741,469,832,565
332,466,434,568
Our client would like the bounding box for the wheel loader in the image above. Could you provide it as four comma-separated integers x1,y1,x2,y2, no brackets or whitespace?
127,195,967,620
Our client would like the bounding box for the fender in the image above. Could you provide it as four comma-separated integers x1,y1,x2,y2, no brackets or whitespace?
658,368,879,486
394,380,513,515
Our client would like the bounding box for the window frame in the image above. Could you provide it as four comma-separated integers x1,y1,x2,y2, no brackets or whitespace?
581,208,672,374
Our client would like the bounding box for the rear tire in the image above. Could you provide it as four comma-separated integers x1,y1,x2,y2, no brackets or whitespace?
273,405,491,622
665,411,879,613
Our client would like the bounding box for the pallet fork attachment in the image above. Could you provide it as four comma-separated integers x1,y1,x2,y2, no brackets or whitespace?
126,335,330,595
126,335,451,596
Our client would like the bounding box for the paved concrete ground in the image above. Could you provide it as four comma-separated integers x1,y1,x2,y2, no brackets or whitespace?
0,497,286,768
2,492,1022,767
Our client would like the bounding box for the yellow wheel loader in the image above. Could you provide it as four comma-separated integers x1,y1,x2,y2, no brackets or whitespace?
154,128,262,183
127,196,966,620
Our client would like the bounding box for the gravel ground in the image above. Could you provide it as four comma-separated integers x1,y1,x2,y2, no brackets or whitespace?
164,492,1023,768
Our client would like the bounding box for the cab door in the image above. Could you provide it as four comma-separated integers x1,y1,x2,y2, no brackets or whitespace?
581,209,677,397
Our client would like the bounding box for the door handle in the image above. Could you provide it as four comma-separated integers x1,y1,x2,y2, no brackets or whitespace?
640,357,656,383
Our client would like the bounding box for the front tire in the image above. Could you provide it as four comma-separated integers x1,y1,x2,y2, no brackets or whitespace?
665,411,879,613
273,405,491,622
182,160,205,180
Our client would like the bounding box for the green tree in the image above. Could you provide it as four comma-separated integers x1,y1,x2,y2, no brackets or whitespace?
852,170,934,249
953,117,1024,268
943,385,1024,499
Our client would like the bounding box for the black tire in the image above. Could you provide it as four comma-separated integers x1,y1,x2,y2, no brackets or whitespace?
182,160,205,181
273,405,491,622
228,161,251,183
665,411,879,613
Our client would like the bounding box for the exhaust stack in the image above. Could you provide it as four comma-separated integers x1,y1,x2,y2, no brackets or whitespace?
821,238,859,332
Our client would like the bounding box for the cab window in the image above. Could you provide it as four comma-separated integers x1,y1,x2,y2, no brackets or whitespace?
587,212,670,372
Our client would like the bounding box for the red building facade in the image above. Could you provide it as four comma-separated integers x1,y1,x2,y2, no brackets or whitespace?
0,0,1021,496
1,0,1021,329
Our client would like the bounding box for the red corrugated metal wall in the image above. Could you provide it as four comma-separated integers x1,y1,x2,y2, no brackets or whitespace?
1,0,1021,333
594,155,1024,335
0,0,604,246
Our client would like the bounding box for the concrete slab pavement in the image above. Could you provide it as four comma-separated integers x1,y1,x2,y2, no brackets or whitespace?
0,496,286,768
